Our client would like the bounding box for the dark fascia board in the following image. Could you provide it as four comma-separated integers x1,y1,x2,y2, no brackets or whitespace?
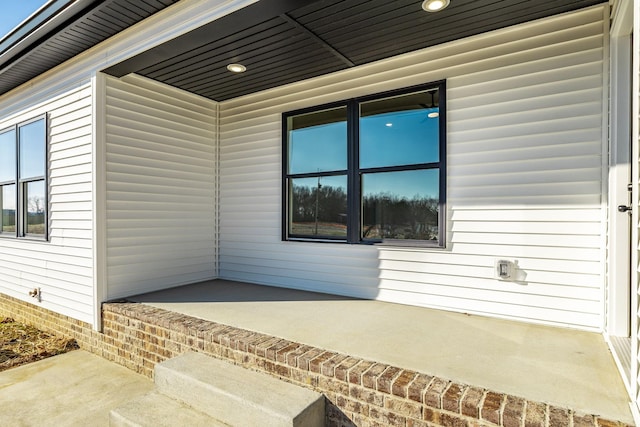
0,0,102,68
103,0,321,78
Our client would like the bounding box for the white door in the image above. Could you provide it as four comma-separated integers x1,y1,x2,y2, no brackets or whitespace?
608,0,634,394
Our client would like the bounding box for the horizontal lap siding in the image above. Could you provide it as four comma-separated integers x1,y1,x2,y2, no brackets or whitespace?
105,75,218,299
0,82,94,323
219,6,607,330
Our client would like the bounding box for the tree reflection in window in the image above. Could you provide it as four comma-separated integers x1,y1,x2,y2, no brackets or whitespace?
289,176,347,238
362,169,439,241
25,181,45,235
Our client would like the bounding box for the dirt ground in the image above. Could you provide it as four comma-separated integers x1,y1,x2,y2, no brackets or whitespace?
0,316,78,372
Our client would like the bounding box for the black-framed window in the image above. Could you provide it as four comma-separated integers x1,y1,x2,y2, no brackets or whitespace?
0,115,47,239
283,81,446,247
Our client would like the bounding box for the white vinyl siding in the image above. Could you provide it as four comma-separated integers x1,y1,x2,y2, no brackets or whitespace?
0,0,275,325
219,6,607,330
104,74,217,299
0,82,94,323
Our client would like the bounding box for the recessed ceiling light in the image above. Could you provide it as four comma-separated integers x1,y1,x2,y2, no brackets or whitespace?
226,63,246,73
385,123,393,127
428,112,439,118
422,0,450,12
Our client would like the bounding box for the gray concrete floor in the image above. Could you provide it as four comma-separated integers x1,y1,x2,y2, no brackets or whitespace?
131,279,634,424
0,350,153,427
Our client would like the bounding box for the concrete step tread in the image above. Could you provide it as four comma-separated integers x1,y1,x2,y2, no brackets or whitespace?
109,391,230,427
155,351,324,427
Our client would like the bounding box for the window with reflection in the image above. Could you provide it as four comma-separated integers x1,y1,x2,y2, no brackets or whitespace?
284,82,445,246
286,107,348,239
19,119,46,237
1,185,16,234
25,181,45,235
0,116,47,239
0,129,16,234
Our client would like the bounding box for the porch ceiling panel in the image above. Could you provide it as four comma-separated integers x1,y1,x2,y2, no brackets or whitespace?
0,0,607,100
136,16,347,101
292,0,606,65
105,0,605,102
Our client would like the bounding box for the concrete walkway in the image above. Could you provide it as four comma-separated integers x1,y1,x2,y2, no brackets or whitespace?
131,279,634,424
0,350,153,427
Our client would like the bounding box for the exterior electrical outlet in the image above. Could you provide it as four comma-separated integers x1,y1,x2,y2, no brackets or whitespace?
495,260,515,280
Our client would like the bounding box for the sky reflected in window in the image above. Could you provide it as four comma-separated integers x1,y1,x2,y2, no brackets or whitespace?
362,168,439,201
0,130,16,183
360,108,439,169
19,119,45,180
288,107,347,174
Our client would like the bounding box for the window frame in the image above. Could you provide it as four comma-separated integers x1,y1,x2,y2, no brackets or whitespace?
0,114,48,240
282,81,446,247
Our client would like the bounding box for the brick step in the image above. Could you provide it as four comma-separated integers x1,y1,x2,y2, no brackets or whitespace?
109,391,229,427
148,351,324,427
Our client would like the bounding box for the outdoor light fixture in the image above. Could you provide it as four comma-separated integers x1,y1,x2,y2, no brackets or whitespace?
422,0,450,12
428,112,439,118
226,63,246,73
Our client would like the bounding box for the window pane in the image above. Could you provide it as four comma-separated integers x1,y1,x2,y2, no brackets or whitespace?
360,89,439,169
25,180,45,235
0,129,16,183
1,184,15,233
288,107,347,174
362,169,439,241
289,175,347,238
19,119,46,180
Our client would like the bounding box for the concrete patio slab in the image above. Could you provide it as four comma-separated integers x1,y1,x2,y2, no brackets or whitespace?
130,279,633,424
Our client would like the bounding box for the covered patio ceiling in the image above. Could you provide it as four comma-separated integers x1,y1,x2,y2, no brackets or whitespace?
104,0,605,101
0,0,606,101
